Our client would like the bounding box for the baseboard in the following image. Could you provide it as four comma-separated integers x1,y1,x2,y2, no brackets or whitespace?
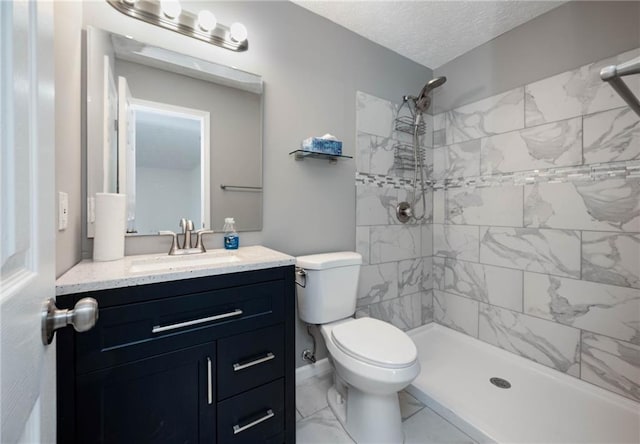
295,357,332,384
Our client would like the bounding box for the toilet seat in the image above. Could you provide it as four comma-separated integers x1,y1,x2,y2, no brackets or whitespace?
330,318,417,369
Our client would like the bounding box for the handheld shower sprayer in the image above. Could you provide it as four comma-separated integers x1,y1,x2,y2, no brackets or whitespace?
415,76,447,114
396,76,447,223
401,77,447,125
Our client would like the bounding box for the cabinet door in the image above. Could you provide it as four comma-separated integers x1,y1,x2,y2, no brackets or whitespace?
75,343,216,444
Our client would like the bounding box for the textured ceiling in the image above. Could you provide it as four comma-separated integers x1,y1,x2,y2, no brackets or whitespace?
292,1,565,69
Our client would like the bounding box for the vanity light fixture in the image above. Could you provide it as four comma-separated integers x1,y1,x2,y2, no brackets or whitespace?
160,0,181,19
106,0,249,52
197,10,217,33
229,22,248,43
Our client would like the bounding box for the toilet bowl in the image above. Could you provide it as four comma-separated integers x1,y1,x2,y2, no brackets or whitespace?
295,252,421,443
320,317,420,443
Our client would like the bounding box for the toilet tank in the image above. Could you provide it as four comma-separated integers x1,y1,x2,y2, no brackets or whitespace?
295,252,362,324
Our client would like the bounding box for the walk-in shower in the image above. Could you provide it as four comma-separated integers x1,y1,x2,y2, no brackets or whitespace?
395,76,446,223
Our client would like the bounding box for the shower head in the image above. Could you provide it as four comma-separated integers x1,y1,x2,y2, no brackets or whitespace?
415,76,447,113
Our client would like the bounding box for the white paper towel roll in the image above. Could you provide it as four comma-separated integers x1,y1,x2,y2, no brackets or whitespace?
93,193,126,262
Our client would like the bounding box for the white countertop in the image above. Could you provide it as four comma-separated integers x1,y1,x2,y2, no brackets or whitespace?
55,245,295,296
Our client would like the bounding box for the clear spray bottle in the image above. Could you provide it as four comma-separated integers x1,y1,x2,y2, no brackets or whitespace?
223,217,239,250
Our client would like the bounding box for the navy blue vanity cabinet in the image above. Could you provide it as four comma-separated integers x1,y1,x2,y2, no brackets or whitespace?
56,266,296,444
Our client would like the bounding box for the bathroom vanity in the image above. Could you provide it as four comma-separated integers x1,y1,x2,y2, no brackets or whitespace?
55,246,295,444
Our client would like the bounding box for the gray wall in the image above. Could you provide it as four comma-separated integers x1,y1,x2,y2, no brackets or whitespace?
433,1,640,113
54,1,432,366
55,2,83,277
80,1,431,262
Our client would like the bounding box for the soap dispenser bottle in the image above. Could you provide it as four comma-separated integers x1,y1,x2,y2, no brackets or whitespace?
223,217,239,250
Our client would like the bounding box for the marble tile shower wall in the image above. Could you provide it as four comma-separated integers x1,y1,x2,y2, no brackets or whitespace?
355,91,434,332
431,48,640,402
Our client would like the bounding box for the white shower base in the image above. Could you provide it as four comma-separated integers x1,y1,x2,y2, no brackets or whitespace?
406,323,640,444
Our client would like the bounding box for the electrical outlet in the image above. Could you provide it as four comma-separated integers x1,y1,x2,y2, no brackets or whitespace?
58,191,69,231
88,197,95,223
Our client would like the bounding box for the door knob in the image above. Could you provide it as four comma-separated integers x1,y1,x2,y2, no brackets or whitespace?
41,297,99,345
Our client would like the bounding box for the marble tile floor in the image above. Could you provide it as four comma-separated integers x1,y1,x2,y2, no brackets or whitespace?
296,372,477,444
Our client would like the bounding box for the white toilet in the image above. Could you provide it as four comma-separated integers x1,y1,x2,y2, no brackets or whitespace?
296,252,420,444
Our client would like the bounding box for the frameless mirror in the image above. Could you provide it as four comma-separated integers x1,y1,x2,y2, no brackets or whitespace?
86,27,263,237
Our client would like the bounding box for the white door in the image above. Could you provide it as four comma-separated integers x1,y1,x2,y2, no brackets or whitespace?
1,1,56,442
117,76,136,232
104,57,118,194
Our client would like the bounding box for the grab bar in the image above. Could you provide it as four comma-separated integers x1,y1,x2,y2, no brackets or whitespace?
220,184,263,192
600,56,640,117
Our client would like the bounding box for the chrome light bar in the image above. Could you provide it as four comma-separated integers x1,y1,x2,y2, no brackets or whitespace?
106,0,249,52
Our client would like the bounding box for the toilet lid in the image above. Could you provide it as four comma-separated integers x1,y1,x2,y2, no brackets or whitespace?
331,318,417,369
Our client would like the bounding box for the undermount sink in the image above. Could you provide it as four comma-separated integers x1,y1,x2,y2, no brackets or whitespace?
129,250,240,273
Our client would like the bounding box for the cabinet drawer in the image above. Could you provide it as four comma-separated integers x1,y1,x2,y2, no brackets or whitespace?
217,324,285,399
217,379,284,444
76,280,284,373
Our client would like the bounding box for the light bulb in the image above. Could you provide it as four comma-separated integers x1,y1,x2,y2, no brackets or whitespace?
229,22,247,42
160,0,181,19
197,10,217,32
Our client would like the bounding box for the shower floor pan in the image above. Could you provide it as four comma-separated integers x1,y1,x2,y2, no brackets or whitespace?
406,323,640,444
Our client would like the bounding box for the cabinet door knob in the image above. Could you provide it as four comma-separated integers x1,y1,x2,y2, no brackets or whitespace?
41,297,99,345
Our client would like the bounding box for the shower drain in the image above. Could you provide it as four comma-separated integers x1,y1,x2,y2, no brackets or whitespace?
489,377,511,389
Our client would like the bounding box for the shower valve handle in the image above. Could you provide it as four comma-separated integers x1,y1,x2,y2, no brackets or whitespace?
396,202,413,223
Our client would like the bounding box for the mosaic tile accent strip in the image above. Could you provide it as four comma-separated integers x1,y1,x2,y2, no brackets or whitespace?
431,160,640,190
355,172,418,189
358,161,640,192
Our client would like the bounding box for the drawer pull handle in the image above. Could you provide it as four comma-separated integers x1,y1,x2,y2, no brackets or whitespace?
152,309,243,333
207,357,213,405
233,409,274,435
233,352,275,372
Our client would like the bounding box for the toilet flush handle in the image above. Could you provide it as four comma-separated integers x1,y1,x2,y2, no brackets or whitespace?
295,267,307,288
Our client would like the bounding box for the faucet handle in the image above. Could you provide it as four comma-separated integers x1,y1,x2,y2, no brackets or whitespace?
195,229,214,252
158,230,179,255
179,218,189,231
179,219,194,230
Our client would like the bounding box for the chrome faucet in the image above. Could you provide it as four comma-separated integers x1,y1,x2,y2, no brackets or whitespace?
179,218,194,249
159,218,213,255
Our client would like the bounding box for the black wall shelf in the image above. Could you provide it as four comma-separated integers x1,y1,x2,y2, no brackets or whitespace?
289,149,352,164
